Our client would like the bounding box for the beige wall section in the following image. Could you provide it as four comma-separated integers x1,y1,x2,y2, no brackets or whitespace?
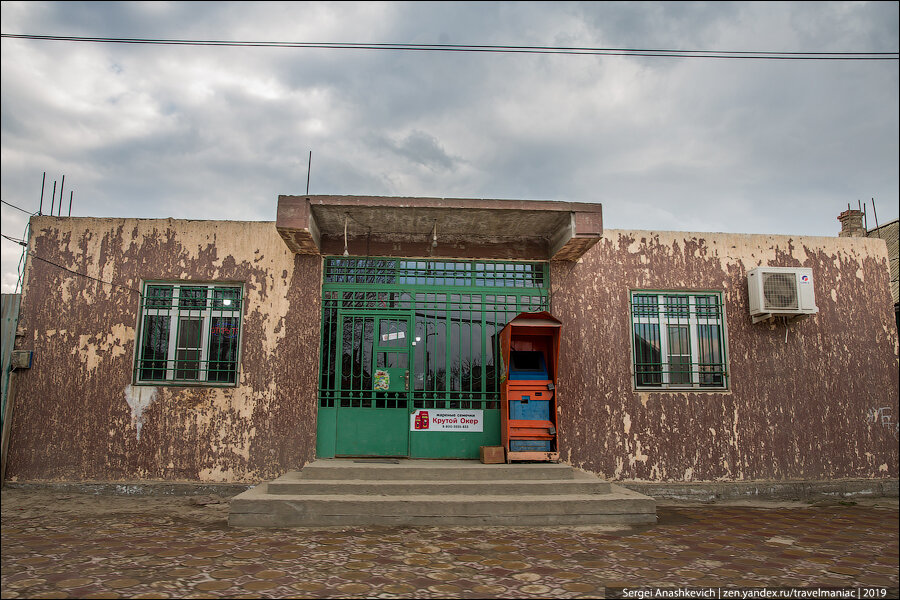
552,229,899,483
7,217,321,483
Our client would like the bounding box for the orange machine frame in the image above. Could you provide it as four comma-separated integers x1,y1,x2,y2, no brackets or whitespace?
498,311,561,463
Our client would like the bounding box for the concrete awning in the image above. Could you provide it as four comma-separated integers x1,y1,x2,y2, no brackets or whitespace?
276,195,602,261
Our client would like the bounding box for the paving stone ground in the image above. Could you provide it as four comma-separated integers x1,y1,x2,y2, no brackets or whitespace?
1,488,897,599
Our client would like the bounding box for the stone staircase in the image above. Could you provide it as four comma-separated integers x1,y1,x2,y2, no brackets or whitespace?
229,459,657,527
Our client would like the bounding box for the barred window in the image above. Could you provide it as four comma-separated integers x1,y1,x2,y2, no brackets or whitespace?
135,283,243,385
630,291,728,390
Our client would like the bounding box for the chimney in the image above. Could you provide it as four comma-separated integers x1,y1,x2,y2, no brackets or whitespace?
838,209,866,237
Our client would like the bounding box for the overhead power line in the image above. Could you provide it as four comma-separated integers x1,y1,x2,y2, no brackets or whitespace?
1,233,27,246
1,199,36,215
29,254,143,296
2,34,897,60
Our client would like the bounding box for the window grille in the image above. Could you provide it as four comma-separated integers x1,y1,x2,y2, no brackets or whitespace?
630,291,728,390
135,283,243,385
324,258,547,289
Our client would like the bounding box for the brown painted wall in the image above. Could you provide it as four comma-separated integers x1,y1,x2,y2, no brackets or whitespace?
8,219,898,484
552,230,899,482
7,217,321,483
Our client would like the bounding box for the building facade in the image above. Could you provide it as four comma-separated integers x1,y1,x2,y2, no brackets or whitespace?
3,196,898,484
838,208,899,327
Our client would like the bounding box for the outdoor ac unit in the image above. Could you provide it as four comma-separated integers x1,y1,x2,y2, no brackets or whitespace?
747,266,818,323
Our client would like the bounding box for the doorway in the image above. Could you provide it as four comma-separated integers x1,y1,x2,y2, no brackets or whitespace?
316,258,549,458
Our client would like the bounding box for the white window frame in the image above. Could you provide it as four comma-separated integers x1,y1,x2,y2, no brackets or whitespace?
630,290,728,390
135,282,244,386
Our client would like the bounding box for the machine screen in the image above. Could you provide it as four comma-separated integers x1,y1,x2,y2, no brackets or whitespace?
509,351,548,379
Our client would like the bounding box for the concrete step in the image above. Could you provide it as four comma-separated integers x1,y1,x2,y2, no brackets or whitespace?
229,484,656,527
298,459,576,481
266,471,612,496
229,460,657,527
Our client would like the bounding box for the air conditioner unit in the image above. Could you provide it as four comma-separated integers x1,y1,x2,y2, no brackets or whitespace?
747,266,818,324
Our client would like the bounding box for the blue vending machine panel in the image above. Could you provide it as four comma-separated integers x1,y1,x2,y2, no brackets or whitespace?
510,440,552,451
510,398,551,420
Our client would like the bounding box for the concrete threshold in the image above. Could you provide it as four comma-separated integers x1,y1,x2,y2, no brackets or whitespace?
622,478,899,502
2,480,251,498
6,477,896,503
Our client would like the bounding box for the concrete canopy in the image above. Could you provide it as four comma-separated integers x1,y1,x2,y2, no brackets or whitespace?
276,195,602,261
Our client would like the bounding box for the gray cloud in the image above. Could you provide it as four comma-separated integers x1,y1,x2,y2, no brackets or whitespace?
2,1,898,291
368,130,458,171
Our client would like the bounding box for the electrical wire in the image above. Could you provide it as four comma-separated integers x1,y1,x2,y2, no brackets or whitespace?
1,199,36,215
28,254,143,296
2,34,897,60
2,225,141,296
1,234,27,246
2,199,39,296
13,222,30,296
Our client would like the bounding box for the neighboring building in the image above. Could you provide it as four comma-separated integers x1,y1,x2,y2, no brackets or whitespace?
2,196,897,485
839,209,899,329
869,219,898,330
1,293,21,479
1,294,20,415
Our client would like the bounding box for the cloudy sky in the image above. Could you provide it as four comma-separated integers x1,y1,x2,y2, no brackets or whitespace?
2,1,898,292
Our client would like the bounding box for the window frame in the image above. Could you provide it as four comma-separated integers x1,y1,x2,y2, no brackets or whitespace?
134,281,245,387
629,290,729,391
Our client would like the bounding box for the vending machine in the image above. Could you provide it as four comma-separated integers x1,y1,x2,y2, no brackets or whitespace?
498,311,561,462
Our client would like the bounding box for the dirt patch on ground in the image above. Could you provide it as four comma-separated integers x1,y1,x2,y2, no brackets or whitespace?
1,487,233,526
656,496,900,509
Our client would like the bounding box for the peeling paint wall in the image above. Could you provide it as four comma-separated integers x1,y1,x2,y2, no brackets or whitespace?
7,217,320,483
8,219,898,485
552,230,899,482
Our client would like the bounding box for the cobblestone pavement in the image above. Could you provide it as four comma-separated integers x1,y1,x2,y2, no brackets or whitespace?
1,489,898,599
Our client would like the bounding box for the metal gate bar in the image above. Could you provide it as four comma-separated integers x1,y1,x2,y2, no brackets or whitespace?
317,258,549,458
320,259,548,408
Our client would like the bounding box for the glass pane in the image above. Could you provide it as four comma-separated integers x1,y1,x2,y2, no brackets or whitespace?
667,324,691,384
175,317,202,380
140,315,170,380
665,295,690,318
428,319,446,393
146,285,173,308
633,294,658,317
379,319,407,347
341,317,374,393
178,287,208,309
209,316,239,383
178,318,202,348
695,295,719,318
450,312,460,392
377,352,408,369
175,349,201,380
634,323,661,386
213,287,241,310
699,324,724,387
320,300,339,405
413,317,425,391
484,321,498,394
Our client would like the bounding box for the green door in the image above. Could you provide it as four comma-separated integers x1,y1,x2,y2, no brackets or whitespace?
316,258,549,458
333,314,411,456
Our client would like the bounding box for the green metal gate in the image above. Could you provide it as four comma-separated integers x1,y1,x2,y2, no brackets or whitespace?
316,258,549,458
